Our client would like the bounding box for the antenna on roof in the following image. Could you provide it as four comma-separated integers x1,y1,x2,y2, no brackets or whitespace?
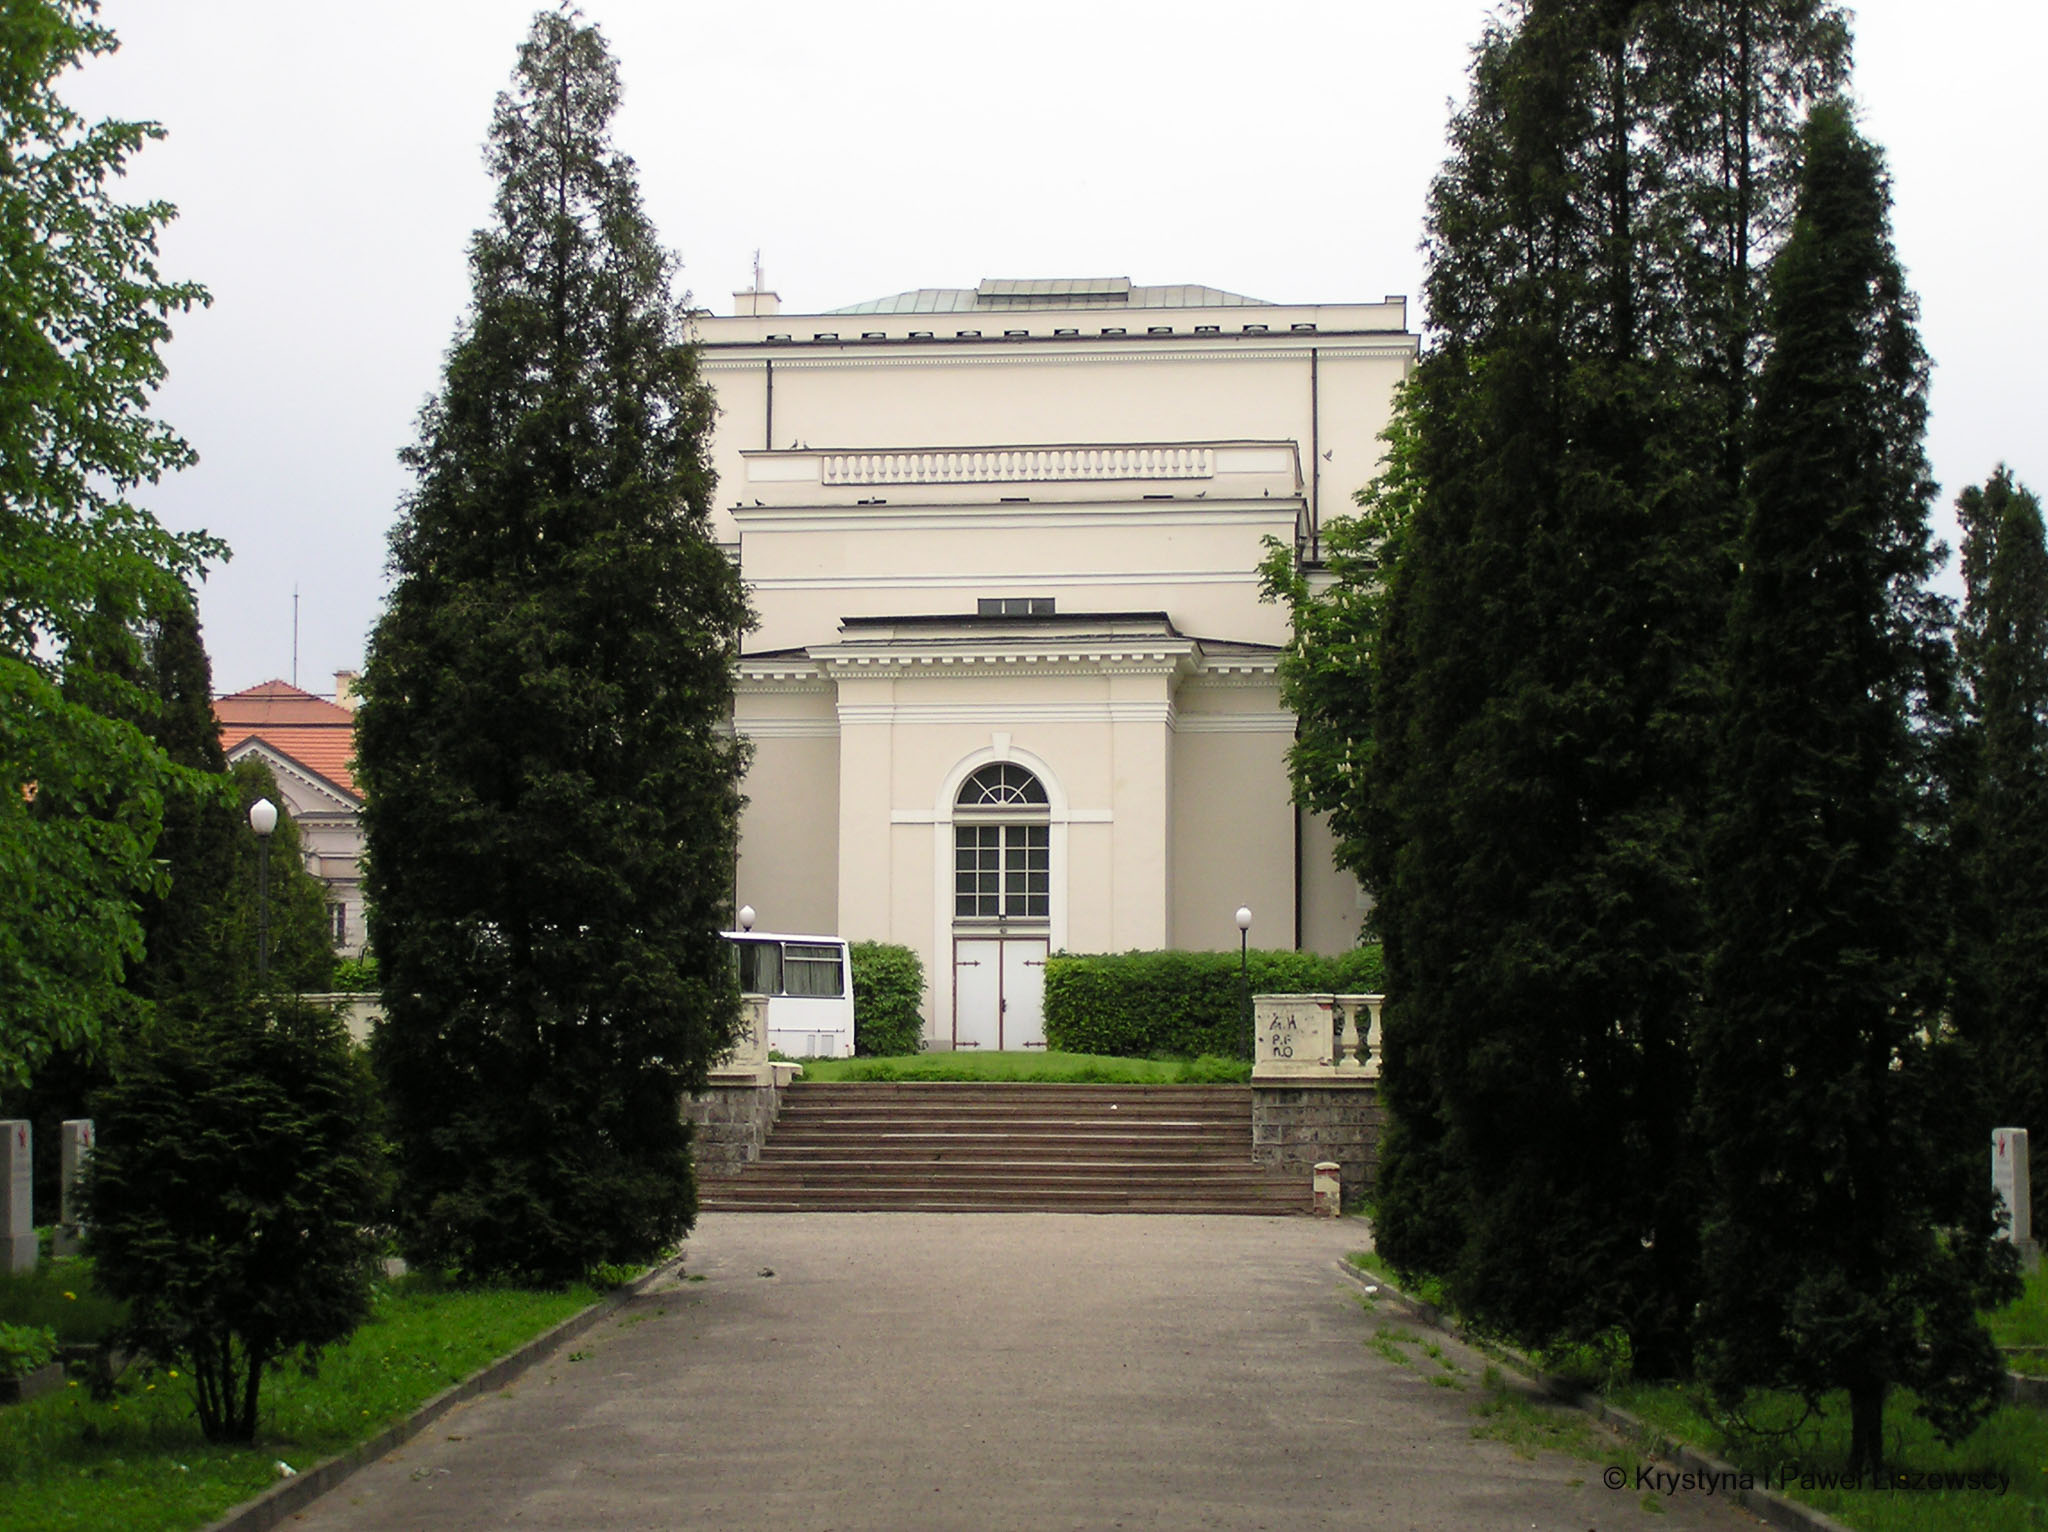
291,586,299,689
753,249,764,294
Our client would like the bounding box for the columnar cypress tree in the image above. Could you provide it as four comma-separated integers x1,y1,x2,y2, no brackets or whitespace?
356,11,751,1284
1695,101,2017,1475
1952,468,2048,1189
129,588,240,1004
1365,0,1769,1372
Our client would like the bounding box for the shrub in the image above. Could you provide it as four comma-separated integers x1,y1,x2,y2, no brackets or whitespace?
1043,945,1384,1059
81,995,388,1443
330,953,379,992
850,942,926,1056
0,1321,57,1381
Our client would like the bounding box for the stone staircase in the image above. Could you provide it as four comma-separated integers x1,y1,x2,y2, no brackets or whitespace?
697,1082,1309,1215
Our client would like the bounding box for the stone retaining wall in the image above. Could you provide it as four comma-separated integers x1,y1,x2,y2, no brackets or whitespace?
684,1081,788,1174
1251,1083,1383,1212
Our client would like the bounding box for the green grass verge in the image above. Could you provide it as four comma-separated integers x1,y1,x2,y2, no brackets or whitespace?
794,1049,1250,1084
1349,1247,2044,1530
1612,1382,2040,1531
0,1273,607,1532
1987,1262,2048,1353
0,1258,127,1347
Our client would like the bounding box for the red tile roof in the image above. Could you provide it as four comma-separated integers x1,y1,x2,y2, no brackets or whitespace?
215,680,360,798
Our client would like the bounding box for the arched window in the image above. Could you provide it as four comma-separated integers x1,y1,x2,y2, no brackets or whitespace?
954,763,1050,920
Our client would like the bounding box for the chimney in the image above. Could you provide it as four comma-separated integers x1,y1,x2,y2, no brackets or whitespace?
734,288,781,317
334,669,360,710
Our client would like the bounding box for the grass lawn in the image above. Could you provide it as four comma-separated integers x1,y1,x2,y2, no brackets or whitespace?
1612,1383,2042,1531
0,1255,126,1347
1987,1261,2048,1373
792,1049,1249,1084
0,1271,608,1532
1349,1247,2048,1530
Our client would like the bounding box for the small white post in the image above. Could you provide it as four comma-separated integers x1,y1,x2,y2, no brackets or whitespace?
1313,1162,1342,1217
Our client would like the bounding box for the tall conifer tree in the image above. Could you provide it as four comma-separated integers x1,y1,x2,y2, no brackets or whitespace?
1695,101,2016,1474
1361,0,1852,1371
1951,468,2048,1216
356,11,751,1283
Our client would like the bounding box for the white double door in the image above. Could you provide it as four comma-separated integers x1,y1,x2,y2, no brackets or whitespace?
953,937,1048,1050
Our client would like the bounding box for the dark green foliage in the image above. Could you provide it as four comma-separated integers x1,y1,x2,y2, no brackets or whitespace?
1952,468,2048,1211
849,942,926,1056
80,996,386,1443
1354,0,1855,1375
220,760,337,997
1043,946,1383,1059
126,587,238,1005
357,13,750,1284
332,952,379,992
0,0,222,1086
0,1320,57,1380
1695,101,2018,1476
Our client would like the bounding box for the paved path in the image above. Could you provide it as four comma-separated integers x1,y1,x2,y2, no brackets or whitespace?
287,1214,1764,1531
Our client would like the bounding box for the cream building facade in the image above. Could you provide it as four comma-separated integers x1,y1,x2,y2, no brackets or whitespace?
698,278,1416,1050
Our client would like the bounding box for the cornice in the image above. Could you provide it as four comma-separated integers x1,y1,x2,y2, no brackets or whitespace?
729,505,1299,533
701,343,1415,375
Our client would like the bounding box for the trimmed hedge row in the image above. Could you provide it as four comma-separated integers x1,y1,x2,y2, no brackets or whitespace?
1043,945,1384,1060
849,941,927,1056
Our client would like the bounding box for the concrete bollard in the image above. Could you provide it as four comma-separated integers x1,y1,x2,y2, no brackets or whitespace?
1313,1161,1341,1218
3,1120,33,1272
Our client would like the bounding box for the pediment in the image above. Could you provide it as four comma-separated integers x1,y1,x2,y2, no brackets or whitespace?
225,738,363,816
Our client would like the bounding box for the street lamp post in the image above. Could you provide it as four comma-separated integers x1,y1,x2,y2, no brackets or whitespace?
249,797,278,979
1235,905,1253,1059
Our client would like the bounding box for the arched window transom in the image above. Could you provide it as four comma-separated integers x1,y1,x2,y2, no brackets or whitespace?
957,762,1048,808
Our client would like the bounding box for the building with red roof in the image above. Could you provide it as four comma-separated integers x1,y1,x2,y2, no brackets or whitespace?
215,676,365,955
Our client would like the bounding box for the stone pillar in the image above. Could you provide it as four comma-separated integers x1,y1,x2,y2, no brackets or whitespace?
1253,994,1335,1075
3,1119,33,1272
685,998,793,1173
54,1119,94,1257
1995,1127,2040,1272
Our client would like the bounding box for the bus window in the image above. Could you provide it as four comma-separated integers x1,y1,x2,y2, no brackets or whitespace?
783,943,845,997
734,939,781,995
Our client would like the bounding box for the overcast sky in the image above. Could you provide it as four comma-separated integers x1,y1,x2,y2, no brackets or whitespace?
70,1,2048,695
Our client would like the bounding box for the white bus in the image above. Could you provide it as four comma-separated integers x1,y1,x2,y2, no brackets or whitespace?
722,930,856,1059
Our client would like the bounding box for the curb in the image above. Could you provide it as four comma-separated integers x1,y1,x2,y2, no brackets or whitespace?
199,1253,685,1532
1334,1259,1858,1532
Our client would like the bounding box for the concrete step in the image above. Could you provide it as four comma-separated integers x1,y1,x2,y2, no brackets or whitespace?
701,1079,1307,1215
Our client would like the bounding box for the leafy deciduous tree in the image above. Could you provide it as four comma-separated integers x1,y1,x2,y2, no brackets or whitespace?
357,10,751,1284
0,0,221,1084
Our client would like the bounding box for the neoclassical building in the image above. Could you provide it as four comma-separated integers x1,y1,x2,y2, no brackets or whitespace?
698,278,1416,1049
215,677,367,957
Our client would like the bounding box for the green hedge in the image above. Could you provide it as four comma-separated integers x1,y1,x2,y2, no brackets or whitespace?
849,942,926,1056
1044,946,1384,1059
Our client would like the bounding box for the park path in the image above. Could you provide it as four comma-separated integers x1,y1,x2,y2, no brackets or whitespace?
282,1213,1764,1531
